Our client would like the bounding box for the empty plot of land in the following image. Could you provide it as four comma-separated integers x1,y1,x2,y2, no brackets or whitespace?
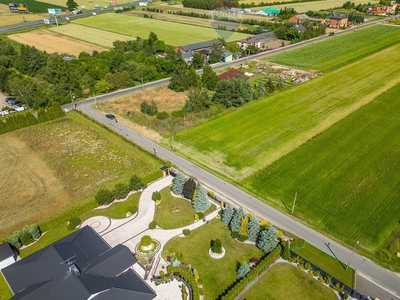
73,13,250,45
50,23,133,49
8,29,108,55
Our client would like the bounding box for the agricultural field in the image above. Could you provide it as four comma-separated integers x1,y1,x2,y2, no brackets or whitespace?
266,25,400,72
73,13,250,45
0,0,64,14
239,263,337,300
36,0,110,10
50,23,133,49
0,112,160,239
242,82,400,263
0,4,43,26
8,28,108,55
171,42,400,180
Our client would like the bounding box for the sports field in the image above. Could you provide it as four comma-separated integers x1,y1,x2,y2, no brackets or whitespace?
8,28,108,55
257,0,379,12
266,25,400,72
50,23,133,48
243,82,400,256
73,13,250,45
172,42,400,180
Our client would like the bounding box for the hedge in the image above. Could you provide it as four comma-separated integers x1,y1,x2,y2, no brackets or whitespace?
167,265,200,300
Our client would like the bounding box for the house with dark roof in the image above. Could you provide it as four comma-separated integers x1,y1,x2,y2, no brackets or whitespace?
237,32,277,50
292,24,307,33
218,68,249,80
175,39,222,54
0,243,15,270
2,226,156,300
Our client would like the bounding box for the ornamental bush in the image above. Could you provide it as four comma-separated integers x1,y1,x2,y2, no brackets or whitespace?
152,191,161,201
140,235,153,246
21,231,33,246
95,188,114,205
149,221,157,229
67,217,81,230
27,224,41,240
211,238,222,254
113,183,130,200
237,262,250,279
129,174,146,191
183,229,191,236
8,231,22,249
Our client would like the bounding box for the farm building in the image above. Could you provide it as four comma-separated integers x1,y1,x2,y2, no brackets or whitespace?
257,8,280,16
175,39,222,54
328,15,348,28
237,32,277,50
292,24,307,33
2,226,156,300
288,14,325,24
218,68,249,80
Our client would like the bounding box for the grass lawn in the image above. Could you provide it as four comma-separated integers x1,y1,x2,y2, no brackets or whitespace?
294,243,355,287
162,219,264,299
256,0,378,12
0,111,161,240
171,43,400,180
243,82,400,270
0,0,64,13
0,274,12,300
73,13,250,45
266,25,400,72
239,263,337,300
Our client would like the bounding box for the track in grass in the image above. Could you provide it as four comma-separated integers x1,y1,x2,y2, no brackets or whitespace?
266,25,400,72
72,13,250,45
172,43,400,180
242,82,400,257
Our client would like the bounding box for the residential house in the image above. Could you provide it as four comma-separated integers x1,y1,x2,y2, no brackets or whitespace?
175,39,222,54
292,24,307,33
182,51,195,65
218,68,249,80
2,226,156,300
328,15,348,28
237,32,277,50
0,243,15,270
288,14,325,24
223,51,233,63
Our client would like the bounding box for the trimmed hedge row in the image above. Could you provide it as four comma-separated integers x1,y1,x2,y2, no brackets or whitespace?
167,265,200,300
220,245,282,300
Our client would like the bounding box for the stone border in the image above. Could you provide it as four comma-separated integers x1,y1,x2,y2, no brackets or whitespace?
136,239,161,257
208,247,226,259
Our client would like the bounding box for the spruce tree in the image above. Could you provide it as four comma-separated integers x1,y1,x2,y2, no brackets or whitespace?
229,206,247,234
193,185,211,212
182,177,196,199
221,204,234,225
257,225,279,253
248,217,261,242
171,172,185,195
237,262,251,279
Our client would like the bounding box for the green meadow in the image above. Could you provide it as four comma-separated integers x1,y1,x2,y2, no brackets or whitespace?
72,13,250,45
266,25,400,72
243,83,400,265
172,43,400,180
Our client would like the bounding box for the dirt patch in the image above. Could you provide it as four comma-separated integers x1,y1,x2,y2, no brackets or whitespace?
8,29,107,56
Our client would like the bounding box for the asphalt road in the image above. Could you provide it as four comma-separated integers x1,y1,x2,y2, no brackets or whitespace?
77,102,400,299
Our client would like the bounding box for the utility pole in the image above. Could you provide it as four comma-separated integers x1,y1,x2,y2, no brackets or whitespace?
70,91,76,109
291,192,297,215
141,74,144,90
346,240,359,271
93,92,97,108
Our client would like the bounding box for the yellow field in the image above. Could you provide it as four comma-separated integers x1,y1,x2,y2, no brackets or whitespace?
8,29,108,55
0,4,43,27
50,23,133,48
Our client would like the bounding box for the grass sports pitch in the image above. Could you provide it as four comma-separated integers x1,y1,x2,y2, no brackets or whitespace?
72,13,250,45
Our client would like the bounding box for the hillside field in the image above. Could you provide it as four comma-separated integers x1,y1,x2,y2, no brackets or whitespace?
171,42,400,180
266,25,400,72
73,13,250,45
0,112,160,239
243,82,400,263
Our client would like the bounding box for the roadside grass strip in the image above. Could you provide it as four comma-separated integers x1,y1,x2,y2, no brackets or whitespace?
173,43,400,180
266,25,400,72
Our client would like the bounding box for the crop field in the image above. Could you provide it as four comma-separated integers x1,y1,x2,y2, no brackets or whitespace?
8,28,108,55
0,0,64,13
73,13,250,45
0,112,160,239
257,0,379,12
242,83,400,262
266,25,400,72
35,0,110,10
0,4,43,26
171,43,400,180
50,23,133,48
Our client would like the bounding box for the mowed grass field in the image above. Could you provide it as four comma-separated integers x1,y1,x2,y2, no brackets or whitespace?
266,25,400,72
73,13,250,45
257,0,378,12
239,263,337,300
172,42,400,180
0,112,160,239
242,83,400,259
50,23,133,48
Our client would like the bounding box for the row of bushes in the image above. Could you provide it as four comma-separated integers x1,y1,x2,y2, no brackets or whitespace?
219,245,282,300
95,174,146,205
8,224,41,249
167,265,201,300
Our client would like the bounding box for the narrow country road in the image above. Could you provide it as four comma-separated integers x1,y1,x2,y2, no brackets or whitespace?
77,103,400,299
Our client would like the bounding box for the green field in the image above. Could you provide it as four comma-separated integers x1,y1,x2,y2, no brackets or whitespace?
243,83,400,265
239,263,337,300
257,0,378,12
73,13,250,45
50,23,133,48
172,42,400,180
0,0,64,13
266,25,400,72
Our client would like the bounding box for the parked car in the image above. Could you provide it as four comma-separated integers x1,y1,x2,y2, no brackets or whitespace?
5,97,16,103
105,114,115,119
329,32,335,36
15,107,25,112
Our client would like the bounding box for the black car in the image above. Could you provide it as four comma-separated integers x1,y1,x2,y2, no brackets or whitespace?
329,32,335,36
105,114,115,119
5,97,16,103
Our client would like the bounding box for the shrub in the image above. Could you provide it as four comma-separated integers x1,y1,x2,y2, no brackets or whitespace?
194,213,199,221
237,262,250,279
333,282,344,292
140,100,158,116
129,174,146,191
149,221,157,229
156,111,169,119
282,241,290,260
211,238,222,254
183,229,191,236
67,217,81,230
140,235,153,246
27,224,41,239
95,189,114,205
237,235,247,242
20,231,33,246
197,212,204,219
323,273,332,285
341,292,349,300
152,191,161,201
199,288,204,296
128,205,138,215
8,231,22,249
260,219,269,228
231,231,239,239
290,238,305,250
113,183,130,200
208,190,215,197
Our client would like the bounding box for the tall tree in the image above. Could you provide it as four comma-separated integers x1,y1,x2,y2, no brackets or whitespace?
257,225,279,253
201,65,219,91
240,217,248,239
222,204,234,225
182,178,196,200
193,185,211,212
185,87,210,113
171,172,186,195
247,217,261,242
66,0,78,10
229,206,247,234
192,52,205,69
237,262,251,279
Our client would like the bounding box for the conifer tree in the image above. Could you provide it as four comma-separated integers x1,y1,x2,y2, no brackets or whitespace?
171,172,185,195
193,185,211,212
229,206,247,234
240,216,248,238
237,262,251,279
247,216,261,242
257,225,279,253
182,177,196,199
221,204,234,225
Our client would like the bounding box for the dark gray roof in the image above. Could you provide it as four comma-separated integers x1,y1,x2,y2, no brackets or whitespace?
3,226,156,300
0,243,13,261
293,24,307,32
251,32,277,42
181,51,194,59
180,39,221,52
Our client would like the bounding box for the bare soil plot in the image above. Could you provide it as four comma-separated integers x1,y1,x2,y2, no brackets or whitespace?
8,29,107,55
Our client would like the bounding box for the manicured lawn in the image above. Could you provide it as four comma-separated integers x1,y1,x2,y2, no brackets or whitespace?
266,25,400,72
73,13,250,45
0,274,12,300
239,263,337,300
243,82,400,270
294,243,355,287
171,43,400,181
162,219,264,299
